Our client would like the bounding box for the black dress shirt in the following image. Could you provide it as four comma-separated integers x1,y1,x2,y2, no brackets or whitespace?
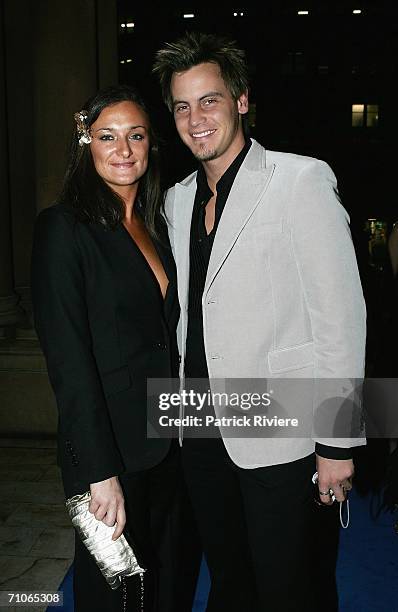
185,139,252,379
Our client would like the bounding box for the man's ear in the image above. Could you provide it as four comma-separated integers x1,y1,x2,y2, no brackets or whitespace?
237,90,249,115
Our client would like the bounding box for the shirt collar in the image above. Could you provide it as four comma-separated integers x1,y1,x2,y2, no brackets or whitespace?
196,138,252,200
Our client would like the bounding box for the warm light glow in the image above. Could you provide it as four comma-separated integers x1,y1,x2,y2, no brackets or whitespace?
352,104,379,128
183,13,194,18
233,12,238,16
126,22,134,28
120,60,125,64
120,23,126,28
126,59,133,63
353,9,362,14
297,10,309,15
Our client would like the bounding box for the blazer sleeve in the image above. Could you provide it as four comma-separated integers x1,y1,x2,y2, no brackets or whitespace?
289,160,366,449
31,207,124,485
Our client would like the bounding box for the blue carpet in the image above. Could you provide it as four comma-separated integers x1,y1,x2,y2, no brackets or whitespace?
47,487,398,611
336,488,398,612
46,563,74,612
192,558,210,612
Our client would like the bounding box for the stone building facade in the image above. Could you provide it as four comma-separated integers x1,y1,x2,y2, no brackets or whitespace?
0,0,118,435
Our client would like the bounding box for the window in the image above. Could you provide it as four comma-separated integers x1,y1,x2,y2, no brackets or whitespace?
282,51,306,75
352,104,365,127
366,105,379,127
352,104,379,128
120,21,134,32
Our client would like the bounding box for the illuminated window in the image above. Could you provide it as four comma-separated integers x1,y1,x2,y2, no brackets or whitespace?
352,104,379,128
120,21,134,32
183,13,195,18
352,104,364,127
366,105,379,127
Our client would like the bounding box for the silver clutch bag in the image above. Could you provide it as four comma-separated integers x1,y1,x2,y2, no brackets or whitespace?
66,491,145,590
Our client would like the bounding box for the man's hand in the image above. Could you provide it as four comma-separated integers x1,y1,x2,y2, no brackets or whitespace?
89,476,126,540
316,455,354,506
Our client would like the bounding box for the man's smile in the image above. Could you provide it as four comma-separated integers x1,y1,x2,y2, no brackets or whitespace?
191,129,216,138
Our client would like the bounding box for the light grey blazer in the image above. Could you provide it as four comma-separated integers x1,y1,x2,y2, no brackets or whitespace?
165,139,366,468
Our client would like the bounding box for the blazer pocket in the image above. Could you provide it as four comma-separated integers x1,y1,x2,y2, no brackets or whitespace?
268,342,314,374
101,365,131,397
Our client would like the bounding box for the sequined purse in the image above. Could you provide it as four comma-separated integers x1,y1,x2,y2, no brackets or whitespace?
65,491,145,590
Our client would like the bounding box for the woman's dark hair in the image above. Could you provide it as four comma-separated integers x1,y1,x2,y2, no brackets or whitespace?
58,84,163,237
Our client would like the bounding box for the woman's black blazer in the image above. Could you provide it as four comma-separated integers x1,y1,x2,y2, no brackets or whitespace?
31,203,179,495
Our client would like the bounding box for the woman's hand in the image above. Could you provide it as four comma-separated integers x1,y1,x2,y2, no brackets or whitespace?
89,476,126,540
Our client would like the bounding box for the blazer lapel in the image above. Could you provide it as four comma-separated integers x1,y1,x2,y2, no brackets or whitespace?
173,178,196,310
153,230,178,320
205,144,275,293
113,224,163,306
153,225,176,286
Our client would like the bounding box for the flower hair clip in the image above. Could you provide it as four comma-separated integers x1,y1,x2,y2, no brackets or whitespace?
74,110,92,146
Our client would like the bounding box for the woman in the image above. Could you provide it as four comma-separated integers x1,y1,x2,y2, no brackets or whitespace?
31,84,197,611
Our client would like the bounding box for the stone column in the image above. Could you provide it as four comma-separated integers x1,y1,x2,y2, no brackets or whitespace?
0,2,20,334
0,0,118,435
33,0,118,212
3,0,118,335
97,0,119,89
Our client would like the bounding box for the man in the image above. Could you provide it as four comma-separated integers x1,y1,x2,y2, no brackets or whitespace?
153,32,366,611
